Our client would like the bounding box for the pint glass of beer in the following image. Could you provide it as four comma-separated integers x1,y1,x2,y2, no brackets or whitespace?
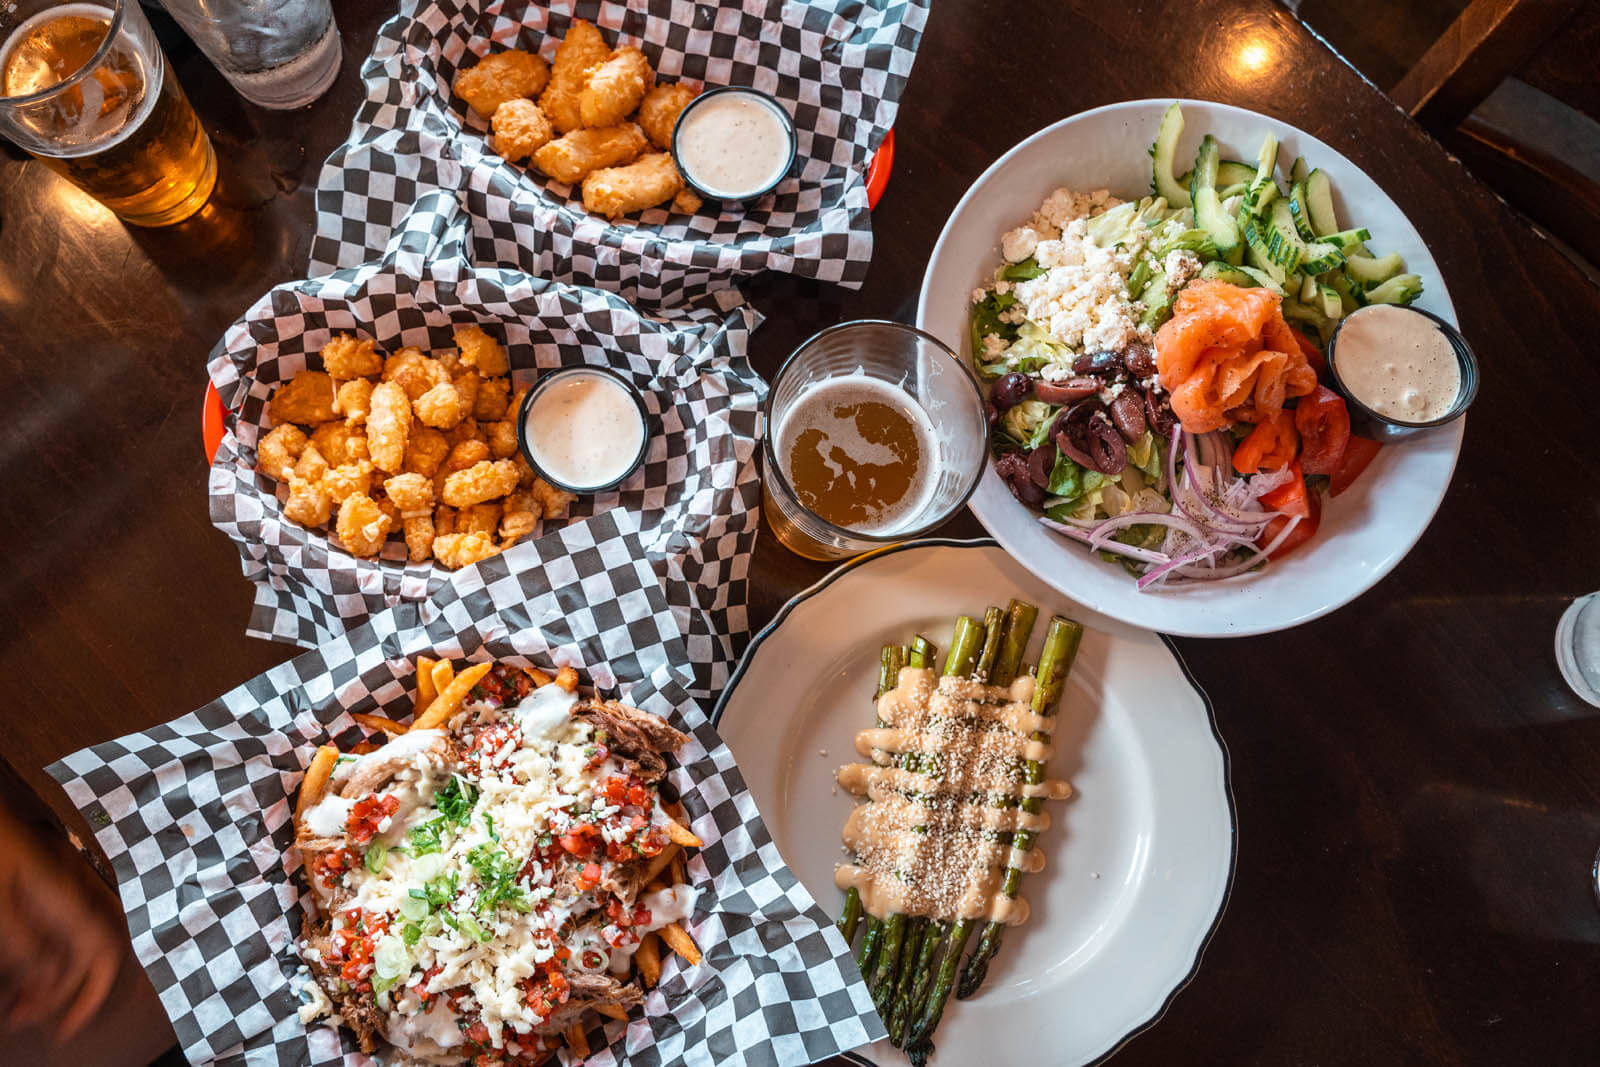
762,321,990,561
0,0,216,226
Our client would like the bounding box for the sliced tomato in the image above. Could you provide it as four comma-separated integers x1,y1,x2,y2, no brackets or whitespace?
1257,461,1321,558
1233,410,1299,474
1293,386,1351,475
1330,435,1382,497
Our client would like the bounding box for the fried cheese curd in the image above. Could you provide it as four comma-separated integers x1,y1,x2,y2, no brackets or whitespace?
256,330,577,567
452,20,701,218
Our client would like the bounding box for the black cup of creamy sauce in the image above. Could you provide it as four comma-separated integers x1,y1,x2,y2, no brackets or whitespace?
515,366,650,493
670,86,797,202
1326,304,1478,440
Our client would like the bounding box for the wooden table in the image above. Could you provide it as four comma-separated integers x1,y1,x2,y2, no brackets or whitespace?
3,1,1598,1063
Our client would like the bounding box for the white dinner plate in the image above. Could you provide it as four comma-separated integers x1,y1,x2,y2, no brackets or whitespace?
916,99,1464,637
712,540,1234,1066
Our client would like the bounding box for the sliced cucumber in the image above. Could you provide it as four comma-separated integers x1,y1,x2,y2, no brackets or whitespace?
1327,270,1363,312
1290,156,1309,186
1200,261,1256,287
1243,233,1289,285
1238,264,1287,295
1282,297,1336,343
1366,273,1423,305
1303,168,1339,237
1266,199,1306,272
1216,161,1254,187
1298,273,1318,302
1189,135,1241,265
1318,227,1371,249
1217,181,1250,200
1128,257,1154,300
1298,240,1346,276
1241,132,1280,219
1288,179,1317,241
1344,251,1405,286
1316,282,1344,319
1151,102,1192,209
1139,267,1174,328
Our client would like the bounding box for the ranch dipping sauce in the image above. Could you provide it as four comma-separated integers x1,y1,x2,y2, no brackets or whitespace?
1331,304,1462,423
519,369,646,490
673,89,794,199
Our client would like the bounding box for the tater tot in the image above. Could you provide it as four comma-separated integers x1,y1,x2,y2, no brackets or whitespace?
367,381,411,474
453,325,510,377
454,49,550,118
491,98,554,162
533,123,648,185
582,151,684,218
538,19,611,133
579,47,652,128
638,83,697,150
319,334,381,378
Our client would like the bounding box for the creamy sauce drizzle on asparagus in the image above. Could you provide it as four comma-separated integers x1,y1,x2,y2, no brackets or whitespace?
834,667,1072,924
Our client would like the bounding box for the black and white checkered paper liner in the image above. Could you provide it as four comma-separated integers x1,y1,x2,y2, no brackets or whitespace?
48,511,884,1065
208,199,764,701
307,0,928,307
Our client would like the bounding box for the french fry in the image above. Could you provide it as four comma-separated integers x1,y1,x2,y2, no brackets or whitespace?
639,842,680,888
635,932,661,987
554,665,579,692
415,656,438,714
658,921,701,967
593,1002,629,1022
294,745,339,832
430,659,455,701
669,851,687,887
526,667,553,688
564,1023,589,1059
412,662,492,730
664,818,702,848
352,711,408,736
350,741,379,755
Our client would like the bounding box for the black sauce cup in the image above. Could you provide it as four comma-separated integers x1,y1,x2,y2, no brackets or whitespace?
514,366,651,493
1325,304,1479,441
670,86,798,203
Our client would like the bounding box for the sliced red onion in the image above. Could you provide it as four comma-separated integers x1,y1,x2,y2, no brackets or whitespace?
1039,518,1171,566
1246,464,1297,499
1137,540,1232,589
1171,514,1303,580
1087,509,1209,550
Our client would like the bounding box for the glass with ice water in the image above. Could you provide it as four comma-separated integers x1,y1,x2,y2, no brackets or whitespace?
158,0,340,110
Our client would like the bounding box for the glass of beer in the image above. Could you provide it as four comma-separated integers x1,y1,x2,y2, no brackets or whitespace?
762,320,989,561
0,0,216,226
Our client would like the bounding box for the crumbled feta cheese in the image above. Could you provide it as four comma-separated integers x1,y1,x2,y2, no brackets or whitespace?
1001,225,1038,263
1163,249,1202,290
981,333,1009,358
1011,207,1139,356
971,287,987,305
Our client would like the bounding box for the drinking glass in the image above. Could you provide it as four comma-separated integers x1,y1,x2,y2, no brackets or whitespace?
158,0,340,110
0,0,216,226
761,320,988,561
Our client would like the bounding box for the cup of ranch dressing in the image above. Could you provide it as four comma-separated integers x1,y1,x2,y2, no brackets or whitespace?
515,366,650,493
1326,304,1479,440
671,86,797,202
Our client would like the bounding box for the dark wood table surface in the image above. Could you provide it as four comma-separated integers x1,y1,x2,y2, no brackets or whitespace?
3,1,1599,1063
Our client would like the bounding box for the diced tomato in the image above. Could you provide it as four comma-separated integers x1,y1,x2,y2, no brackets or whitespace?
1294,386,1351,475
1292,327,1328,379
627,784,650,808
462,1020,491,1048
602,776,627,805
637,828,666,857
1330,435,1382,497
1233,410,1299,473
312,848,358,888
578,862,603,890
347,794,399,844
1257,462,1321,559
560,831,596,858
632,905,652,928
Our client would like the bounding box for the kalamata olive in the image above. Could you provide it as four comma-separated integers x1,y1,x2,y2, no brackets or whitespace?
1073,350,1124,378
1124,342,1156,378
1034,377,1100,404
1054,429,1099,473
985,397,999,427
1145,388,1178,437
1109,388,1147,443
1082,412,1128,472
994,452,1044,507
1028,440,1057,489
990,372,1032,412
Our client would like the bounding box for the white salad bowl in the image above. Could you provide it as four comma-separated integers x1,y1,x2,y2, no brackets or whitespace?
916,98,1463,637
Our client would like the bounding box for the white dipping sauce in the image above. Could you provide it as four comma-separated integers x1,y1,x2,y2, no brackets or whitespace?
522,371,645,489
1332,304,1462,423
675,91,792,197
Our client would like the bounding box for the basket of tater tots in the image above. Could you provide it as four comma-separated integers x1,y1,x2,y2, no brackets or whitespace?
307,0,929,305
207,245,765,699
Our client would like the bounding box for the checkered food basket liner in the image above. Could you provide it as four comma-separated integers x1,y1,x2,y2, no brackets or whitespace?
308,0,928,306
208,194,764,701
48,511,884,1065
